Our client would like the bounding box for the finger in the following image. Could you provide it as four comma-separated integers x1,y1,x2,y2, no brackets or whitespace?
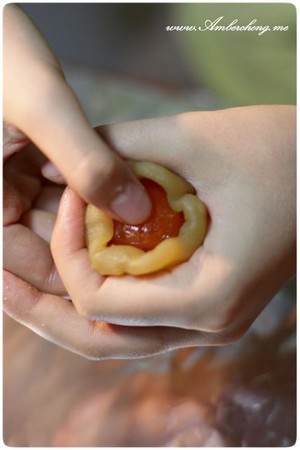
20,209,56,243
4,5,151,224
3,271,228,360
24,82,151,224
3,150,43,226
51,187,107,299
96,112,216,188
34,92,151,224
33,185,65,214
97,116,188,175
3,179,29,226
4,223,66,296
51,188,234,332
41,160,66,184
3,122,30,159
51,186,195,325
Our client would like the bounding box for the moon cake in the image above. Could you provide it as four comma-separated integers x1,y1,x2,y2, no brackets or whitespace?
85,161,207,276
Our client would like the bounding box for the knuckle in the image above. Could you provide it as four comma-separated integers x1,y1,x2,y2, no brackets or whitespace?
71,152,116,201
73,297,99,321
44,264,63,293
74,304,93,320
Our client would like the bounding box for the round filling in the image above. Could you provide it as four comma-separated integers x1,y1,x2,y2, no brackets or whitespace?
109,178,185,251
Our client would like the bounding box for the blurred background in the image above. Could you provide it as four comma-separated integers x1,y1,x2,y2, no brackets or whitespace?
22,3,199,88
21,3,222,127
4,3,296,447
21,2,296,114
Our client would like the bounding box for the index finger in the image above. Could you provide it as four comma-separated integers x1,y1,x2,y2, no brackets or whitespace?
3,270,213,360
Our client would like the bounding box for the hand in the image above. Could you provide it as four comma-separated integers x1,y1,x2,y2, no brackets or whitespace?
4,105,296,359
3,142,171,359
3,144,66,294
3,4,150,224
3,143,69,338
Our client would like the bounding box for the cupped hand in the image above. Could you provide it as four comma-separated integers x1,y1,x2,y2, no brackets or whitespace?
3,142,178,359
3,4,150,224
4,105,296,359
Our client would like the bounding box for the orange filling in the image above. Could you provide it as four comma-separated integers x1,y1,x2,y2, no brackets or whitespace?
109,179,185,251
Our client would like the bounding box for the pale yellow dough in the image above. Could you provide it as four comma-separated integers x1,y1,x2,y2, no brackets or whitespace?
85,161,207,276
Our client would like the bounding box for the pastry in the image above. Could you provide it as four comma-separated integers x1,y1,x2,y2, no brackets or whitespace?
85,161,207,275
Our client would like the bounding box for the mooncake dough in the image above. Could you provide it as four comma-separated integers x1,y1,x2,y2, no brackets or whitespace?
85,161,207,275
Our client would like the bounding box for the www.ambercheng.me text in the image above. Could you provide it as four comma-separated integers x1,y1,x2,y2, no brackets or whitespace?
166,17,289,36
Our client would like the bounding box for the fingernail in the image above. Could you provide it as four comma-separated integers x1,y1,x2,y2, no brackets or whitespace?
42,161,65,184
110,182,152,224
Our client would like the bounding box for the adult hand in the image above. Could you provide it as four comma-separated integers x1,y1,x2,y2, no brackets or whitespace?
3,144,66,296
4,105,296,359
3,143,169,359
3,4,151,224
3,4,151,359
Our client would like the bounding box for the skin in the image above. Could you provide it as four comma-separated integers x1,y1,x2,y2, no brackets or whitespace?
110,179,185,251
4,105,296,359
3,4,151,224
